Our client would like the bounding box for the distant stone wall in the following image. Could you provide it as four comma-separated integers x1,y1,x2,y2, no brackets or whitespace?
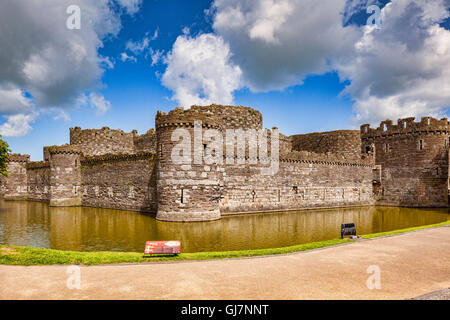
361,117,449,207
26,162,50,202
3,154,29,200
133,129,156,152
220,151,374,214
291,130,361,161
70,127,136,156
80,152,157,213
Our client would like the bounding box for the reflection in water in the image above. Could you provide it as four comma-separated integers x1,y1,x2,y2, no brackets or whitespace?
0,200,448,253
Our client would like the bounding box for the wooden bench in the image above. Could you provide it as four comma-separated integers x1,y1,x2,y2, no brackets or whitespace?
144,241,181,255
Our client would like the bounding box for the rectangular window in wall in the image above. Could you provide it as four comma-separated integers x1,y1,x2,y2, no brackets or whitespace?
180,188,185,204
419,139,424,150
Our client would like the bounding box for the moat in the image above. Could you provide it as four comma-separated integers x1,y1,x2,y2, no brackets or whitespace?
0,200,448,253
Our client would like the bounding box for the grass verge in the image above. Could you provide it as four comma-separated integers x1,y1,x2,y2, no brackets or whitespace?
361,220,450,239
0,220,448,266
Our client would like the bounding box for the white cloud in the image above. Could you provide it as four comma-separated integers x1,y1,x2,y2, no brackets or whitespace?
150,49,164,66
120,52,137,63
337,0,450,124
126,35,151,54
162,34,242,108
211,0,361,92
0,0,141,137
0,86,34,115
115,0,143,15
189,0,449,125
89,92,111,115
0,113,37,137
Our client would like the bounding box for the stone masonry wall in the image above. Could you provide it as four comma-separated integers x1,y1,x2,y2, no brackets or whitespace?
80,152,157,213
155,108,222,221
291,130,362,161
48,145,82,207
26,162,50,202
3,105,449,221
70,126,136,156
133,129,156,152
361,117,449,207
3,154,29,200
220,152,374,214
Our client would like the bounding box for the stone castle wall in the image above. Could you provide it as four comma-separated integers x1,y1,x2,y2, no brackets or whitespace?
26,161,50,202
2,105,449,222
134,129,156,153
70,127,136,156
80,152,157,212
361,117,449,207
291,130,362,161
220,155,374,214
2,154,29,200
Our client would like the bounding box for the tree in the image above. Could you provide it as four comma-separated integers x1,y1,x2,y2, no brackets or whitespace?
0,136,11,177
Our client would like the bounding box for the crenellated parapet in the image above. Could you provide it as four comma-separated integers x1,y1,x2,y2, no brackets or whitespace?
70,126,136,156
26,161,50,170
46,144,82,155
281,150,374,167
361,116,450,139
81,151,155,165
156,107,221,129
7,153,30,163
190,104,262,130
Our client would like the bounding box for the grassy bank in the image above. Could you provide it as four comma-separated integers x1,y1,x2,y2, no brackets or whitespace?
1,220,448,266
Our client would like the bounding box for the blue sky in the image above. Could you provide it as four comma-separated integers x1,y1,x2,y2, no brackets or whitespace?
1,0,449,160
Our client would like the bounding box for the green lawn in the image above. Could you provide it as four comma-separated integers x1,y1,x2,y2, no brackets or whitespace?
1,220,448,266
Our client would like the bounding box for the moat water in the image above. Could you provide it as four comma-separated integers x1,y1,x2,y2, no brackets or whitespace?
0,200,448,253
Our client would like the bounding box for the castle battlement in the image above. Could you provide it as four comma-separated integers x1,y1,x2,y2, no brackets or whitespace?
7,154,30,163
46,144,82,155
361,116,450,139
156,107,221,129
2,104,449,221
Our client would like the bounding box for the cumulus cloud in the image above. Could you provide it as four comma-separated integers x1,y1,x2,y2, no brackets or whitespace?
161,34,242,108
88,92,111,115
0,86,34,115
0,113,37,137
337,0,450,124
161,0,450,125
211,0,362,92
0,0,140,137
120,52,137,63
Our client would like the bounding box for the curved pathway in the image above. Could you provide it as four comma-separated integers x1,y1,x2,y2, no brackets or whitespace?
1,226,449,300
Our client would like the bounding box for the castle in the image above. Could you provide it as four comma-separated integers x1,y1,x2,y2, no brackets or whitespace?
1,105,449,222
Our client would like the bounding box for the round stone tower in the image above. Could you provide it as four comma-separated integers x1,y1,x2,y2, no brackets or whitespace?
155,106,224,221
48,145,82,207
